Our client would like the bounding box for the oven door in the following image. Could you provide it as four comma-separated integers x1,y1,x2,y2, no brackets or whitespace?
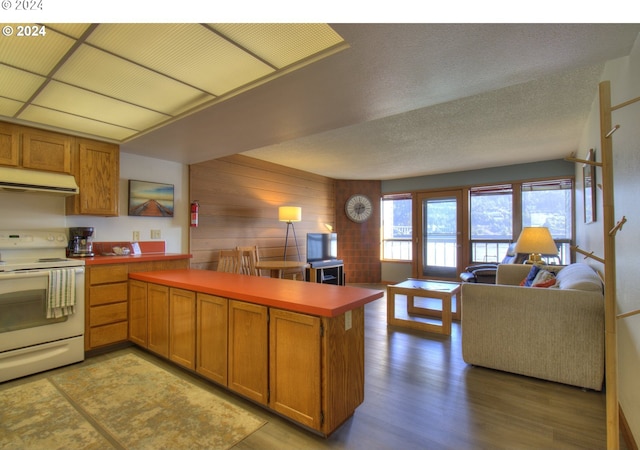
0,267,85,353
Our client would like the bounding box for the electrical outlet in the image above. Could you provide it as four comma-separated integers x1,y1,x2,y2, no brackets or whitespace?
345,310,352,330
132,231,140,241
151,229,161,239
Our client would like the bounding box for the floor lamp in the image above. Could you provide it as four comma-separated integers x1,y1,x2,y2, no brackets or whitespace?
279,206,301,261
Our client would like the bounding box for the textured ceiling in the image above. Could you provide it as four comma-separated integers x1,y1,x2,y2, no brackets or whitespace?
122,23,640,180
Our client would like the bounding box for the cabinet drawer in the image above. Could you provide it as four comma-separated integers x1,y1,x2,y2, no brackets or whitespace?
90,321,128,348
90,282,128,306
89,264,128,285
90,302,128,326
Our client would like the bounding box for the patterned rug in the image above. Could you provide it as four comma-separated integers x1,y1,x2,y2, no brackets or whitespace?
1,353,266,449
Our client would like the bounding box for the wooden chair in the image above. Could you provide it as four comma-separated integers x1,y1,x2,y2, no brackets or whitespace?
217,249,240,273
236,246,260,276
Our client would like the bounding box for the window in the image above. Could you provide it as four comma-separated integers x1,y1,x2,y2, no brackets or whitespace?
468,178,574,264
383,177,574,266
522,179,573,264
381,194,412,261
469,185,513,263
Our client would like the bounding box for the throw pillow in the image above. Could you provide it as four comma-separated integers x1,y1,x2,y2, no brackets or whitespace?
534,278,558,288
531,269,557,288
520,265,541,286
532,269,555,285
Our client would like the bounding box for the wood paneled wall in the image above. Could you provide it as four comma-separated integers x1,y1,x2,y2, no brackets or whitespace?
189,155,336,275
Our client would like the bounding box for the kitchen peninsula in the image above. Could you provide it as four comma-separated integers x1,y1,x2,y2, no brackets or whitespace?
127,268,383,436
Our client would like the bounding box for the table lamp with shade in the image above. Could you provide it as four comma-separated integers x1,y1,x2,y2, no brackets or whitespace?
279,206,301,261
514,227,558,263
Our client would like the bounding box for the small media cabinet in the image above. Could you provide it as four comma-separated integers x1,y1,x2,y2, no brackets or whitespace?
306,260,344,285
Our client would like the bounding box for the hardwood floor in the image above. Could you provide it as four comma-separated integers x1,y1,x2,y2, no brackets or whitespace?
234,284,616,450
1,284,620,449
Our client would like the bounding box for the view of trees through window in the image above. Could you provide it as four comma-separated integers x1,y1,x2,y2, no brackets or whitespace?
470,185,513,240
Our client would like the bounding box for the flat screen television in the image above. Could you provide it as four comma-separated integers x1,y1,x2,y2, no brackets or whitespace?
306,233,338,262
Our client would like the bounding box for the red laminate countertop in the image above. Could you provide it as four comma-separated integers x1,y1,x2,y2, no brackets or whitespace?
78,253,192,265
129,269,383,317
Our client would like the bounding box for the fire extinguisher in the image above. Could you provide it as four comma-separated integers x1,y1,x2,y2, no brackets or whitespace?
190,201,199,227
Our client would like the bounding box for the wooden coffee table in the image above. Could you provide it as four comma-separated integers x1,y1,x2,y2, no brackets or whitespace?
386,279,461,335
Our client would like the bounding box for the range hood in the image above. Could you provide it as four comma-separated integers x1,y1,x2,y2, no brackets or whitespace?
0,167,79,196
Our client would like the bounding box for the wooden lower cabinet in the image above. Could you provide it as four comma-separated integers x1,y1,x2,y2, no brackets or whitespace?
86,264,128,350
269,309,322,429
319,306,365,434
129,281,197,370
86,259,189,351
147,283,169,358
269,306,365,435
196,293,228,385
128,279,148,347
127,280,365,436
169,288,196,370
228,300,268,405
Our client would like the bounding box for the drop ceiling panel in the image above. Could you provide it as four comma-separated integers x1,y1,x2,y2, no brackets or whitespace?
0,29,75,75
32,81,170,130
54,45,214,115
0,23,346,143
0,98,23,117
86,23,275,95
0,66,45,101
20,105,137,141
210,23,345,68
45,23,92,39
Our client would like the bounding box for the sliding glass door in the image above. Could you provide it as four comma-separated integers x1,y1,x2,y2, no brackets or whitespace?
415,191,462,279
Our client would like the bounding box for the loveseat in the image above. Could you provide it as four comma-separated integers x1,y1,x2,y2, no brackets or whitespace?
461,263,605,390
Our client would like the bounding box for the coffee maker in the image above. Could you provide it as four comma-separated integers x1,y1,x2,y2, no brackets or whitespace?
68,227,95,257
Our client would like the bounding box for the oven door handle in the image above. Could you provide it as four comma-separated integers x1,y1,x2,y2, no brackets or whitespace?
0,267,84,280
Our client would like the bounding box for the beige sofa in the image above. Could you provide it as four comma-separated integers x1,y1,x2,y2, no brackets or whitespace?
461,263,605,390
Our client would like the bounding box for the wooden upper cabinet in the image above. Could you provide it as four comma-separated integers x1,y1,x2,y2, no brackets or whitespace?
21,128,72,173
0,122,20,167
66,138,119,216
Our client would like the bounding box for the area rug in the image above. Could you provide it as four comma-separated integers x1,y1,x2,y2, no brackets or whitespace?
1,353,266,449
1,378,112,449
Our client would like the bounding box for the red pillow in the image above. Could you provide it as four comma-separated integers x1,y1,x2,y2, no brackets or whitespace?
533,278,557,288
